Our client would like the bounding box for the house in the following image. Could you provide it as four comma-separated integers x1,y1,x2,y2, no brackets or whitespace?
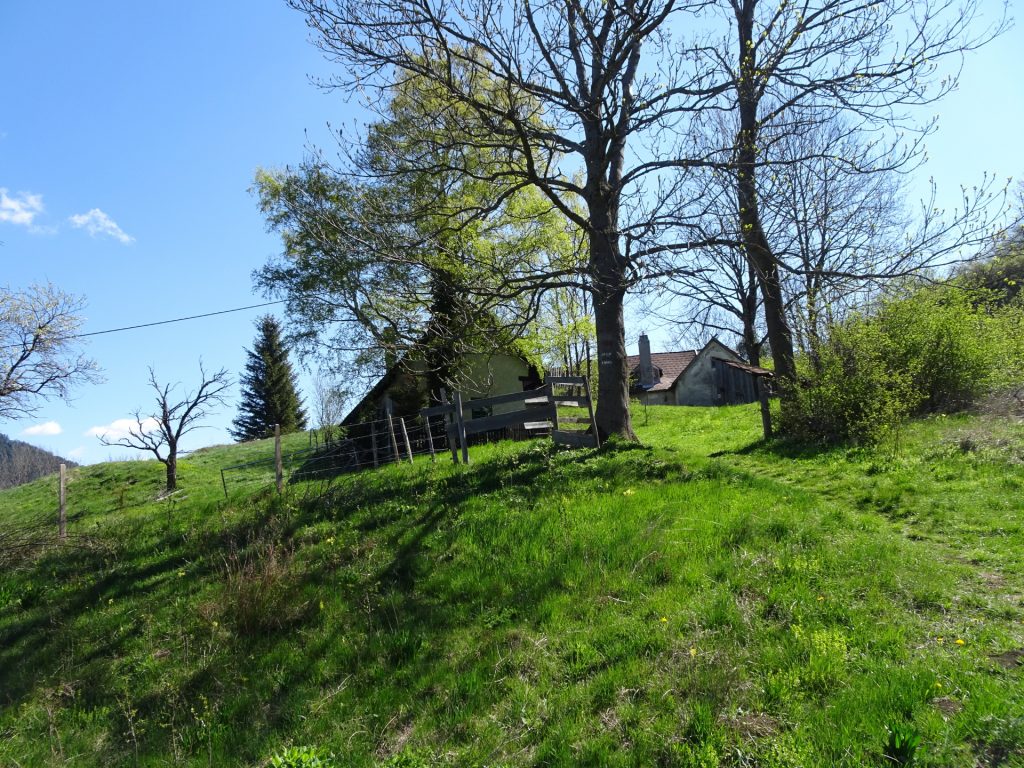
341,351,541,426
629,334,771,406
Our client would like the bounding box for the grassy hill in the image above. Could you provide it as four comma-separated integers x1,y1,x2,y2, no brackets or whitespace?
1,406,1021,767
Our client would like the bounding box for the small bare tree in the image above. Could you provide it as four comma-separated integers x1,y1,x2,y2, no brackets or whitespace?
311,374,349,446
1,283,101,420
99,364,231,492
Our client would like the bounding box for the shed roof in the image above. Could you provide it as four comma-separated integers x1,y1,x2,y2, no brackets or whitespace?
717,359,773,377
626,350,698,392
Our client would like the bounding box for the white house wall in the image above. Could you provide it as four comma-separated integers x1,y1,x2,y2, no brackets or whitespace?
673,341,743,406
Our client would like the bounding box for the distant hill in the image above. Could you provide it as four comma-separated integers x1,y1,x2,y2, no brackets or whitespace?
0,433,76,490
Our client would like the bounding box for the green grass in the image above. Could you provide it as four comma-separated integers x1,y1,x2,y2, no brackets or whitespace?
1,406,1021,767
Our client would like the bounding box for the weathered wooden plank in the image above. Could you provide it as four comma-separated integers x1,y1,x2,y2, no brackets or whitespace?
552,397,586,406
548,375,587,385
454,390,469,464
464,407,553,436
552,430,597,448
421,403,455,418
461,387,548,411
582,376,601,449
523,421,553,430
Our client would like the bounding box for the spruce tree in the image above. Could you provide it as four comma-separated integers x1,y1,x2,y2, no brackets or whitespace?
230,316,307,441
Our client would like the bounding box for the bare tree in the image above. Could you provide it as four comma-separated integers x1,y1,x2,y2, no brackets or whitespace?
704,0,1008,389
99,364,231,492
311,374,350,446
1,283,100,420
287,0,725,440
654,112,914,366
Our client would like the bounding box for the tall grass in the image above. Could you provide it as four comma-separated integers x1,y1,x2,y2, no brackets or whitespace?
0,407,1021,766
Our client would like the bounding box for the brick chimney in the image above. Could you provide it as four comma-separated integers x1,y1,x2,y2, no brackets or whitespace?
638,333,657,388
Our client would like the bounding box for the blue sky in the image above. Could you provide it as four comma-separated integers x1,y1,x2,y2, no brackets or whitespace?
1,0,1020,464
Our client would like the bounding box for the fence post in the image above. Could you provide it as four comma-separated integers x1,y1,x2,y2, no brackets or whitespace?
398,417,414,463
424,415,436,462
58,463,67,541
758,378,773,440
386,412,401,464
221,468,228,499
274,424,283,494
547,381,559,431
454,390,469,465
370,421,380,468
441,387,458,464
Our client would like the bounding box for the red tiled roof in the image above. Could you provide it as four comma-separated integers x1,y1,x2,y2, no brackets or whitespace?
626,350,698,392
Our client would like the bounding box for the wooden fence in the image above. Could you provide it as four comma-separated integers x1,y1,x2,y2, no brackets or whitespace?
421,376,600,464
35,377,603,540
219,415,427,496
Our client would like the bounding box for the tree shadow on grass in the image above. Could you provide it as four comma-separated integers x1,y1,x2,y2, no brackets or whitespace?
708,435,847,461
0,438,698,766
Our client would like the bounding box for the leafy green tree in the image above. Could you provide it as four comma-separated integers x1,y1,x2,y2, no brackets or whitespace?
230,316,306,441
255,70,576,405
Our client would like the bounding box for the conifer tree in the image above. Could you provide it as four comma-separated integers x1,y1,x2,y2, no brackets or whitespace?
230,316,306,441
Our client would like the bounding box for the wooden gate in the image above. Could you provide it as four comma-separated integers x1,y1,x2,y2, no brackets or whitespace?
419,376,599,464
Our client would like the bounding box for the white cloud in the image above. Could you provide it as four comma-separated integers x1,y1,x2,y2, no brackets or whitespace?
87,417,160,441
22,420,62,437
0,188,44,227
68,208,134,244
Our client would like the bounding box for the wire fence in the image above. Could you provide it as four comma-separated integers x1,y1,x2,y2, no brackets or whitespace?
219,416,453,497
220,377,601,495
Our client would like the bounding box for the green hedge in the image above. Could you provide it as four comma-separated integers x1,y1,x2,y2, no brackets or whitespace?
780,284,1024,444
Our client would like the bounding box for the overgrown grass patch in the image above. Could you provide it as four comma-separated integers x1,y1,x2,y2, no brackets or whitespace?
1,407,1022,766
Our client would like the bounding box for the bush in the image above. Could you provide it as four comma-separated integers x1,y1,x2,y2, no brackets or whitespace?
780,284,1024,445
217,533,308,635
779,310,919,445
269,745,337,767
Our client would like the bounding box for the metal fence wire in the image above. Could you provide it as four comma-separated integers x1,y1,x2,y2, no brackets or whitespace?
219,417,450,496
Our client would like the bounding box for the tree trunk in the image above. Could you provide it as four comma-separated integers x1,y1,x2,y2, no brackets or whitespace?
588,218,636,441
425,267,464,404
742,262,761,366
164,453,177,492
735,0,796,387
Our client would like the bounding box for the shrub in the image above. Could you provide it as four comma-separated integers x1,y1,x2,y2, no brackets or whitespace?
780,313,920,445
269,745,336,767
217,535,308,635
780,284,1024,445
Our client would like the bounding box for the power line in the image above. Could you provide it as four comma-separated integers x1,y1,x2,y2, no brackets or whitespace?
74,300,287,339
1,300,288,350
